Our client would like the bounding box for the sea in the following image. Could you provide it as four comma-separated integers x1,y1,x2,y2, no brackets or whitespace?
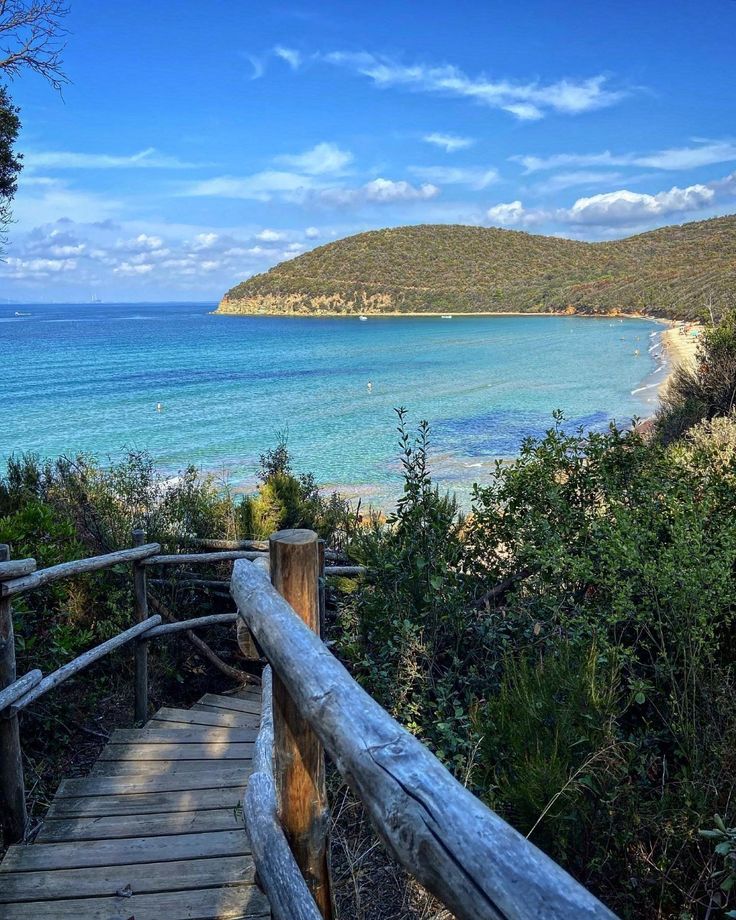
1,302,667,508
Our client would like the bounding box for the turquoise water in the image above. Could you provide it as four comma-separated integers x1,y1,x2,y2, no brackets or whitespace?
1,303,666,506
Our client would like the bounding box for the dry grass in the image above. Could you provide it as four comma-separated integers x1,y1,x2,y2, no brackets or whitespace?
329,776,454,920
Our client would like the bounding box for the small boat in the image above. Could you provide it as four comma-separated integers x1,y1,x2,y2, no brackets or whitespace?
359,315,368,322
441,314,453,319
14,311,31,316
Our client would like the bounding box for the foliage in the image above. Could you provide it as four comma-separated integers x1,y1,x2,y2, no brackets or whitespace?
340,407,736,918
700,816,736,915
220,216,736,321
658,308,736,441
238,434,357,551
474,641,624,866
0,84,21,243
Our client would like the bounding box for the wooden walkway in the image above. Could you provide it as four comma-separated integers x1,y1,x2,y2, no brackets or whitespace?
0,688,270,919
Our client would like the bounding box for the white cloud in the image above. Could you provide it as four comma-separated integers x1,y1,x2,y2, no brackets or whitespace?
114,261,154,275
323,52,624,120
409,165,498,189
422,132,474,153
486,201,533,226
276,142,352,175
4,256,78,278
246,54,265,80
274,46,302,70
513,139,736,173
183,170,314,201
485,170,736,231
256,229,287,241
26,147,196,170
565,184,715,226
304,226,320,238
534,170,627,193
313,178,439,207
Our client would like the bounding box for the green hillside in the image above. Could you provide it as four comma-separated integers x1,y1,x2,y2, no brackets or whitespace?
218,215,736,321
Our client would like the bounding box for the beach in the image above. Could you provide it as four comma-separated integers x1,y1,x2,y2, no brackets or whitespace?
661,322,701,390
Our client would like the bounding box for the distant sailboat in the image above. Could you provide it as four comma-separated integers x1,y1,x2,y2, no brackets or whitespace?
90,295,102,304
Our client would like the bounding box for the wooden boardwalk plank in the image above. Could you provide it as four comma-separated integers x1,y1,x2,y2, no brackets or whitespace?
196,694,261,715
0,686,268,918
56,769,249,798
37,808,243,842
152,707,260,729
91,758,253,776
110,726,258,744
98,741,255,761
48,786,245,818
0,830,249,872
0,854,255,901
0,884,270,919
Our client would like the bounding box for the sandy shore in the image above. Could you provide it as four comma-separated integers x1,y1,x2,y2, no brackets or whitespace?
660,323,702,393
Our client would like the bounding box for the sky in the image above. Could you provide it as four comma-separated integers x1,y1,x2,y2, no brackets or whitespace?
1,0,735,301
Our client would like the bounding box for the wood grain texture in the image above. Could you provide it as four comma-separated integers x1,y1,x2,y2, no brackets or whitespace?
232,558,619,920
0,854,256,902
244,666,322,920
0,558,36,581
1,543,161,598
0,884,270,919
10,615,162,713
269,530,333,919
37,808,244,842
133,528,150,723
0,668,42,712
47,786,246,818
0,545,27,843
144,612,237,637
143,550,266,566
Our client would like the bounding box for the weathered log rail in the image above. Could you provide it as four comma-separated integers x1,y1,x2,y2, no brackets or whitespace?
232,530,620,920
0,525,616,919
0,531,361,847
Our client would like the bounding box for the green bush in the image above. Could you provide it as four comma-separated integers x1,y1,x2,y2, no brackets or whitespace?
341,410,736,917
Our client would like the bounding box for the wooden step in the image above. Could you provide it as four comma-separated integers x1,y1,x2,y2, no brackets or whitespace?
90,759,253,777
48,786,245,819
0,884,270,919
0,830,249,872
110,726,258,745
196,693,261,715
0,854,255,902
37,808,243,843
151,707,260,729
55,769,248,798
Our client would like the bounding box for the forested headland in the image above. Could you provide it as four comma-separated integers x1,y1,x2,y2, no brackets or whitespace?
218,214,736,321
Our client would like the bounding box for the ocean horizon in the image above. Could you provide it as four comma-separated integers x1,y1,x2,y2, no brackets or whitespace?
2,302,666,507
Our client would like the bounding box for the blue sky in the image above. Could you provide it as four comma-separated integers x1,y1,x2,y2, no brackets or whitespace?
2,0,735,301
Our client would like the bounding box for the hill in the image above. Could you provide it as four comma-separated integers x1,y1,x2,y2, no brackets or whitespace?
217,215,736,321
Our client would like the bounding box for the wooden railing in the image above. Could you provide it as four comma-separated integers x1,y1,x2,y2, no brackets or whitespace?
0,531,318,845
232,530,619,920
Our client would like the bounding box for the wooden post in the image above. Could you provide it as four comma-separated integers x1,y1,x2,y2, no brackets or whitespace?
0,545,27,843
270,530,333,919
132,528,149,724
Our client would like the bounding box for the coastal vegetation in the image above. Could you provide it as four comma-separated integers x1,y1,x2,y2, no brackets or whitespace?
218,214,736,321
2,310,736,917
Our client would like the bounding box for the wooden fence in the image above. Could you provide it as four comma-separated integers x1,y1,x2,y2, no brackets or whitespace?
0,530,361,846
0,526,619,919
232,529,619,920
